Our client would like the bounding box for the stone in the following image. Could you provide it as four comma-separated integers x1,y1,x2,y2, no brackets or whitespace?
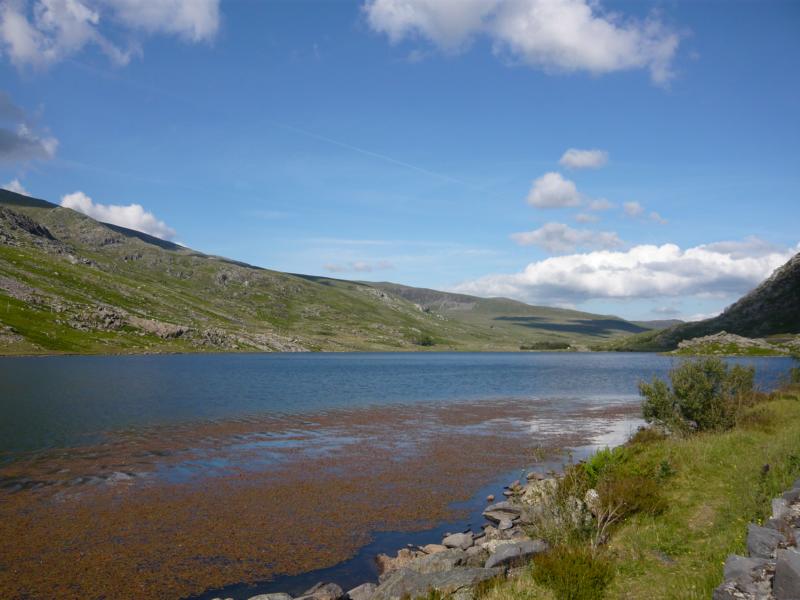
346,583,377,600
774,549,800,600
484,540,548,570
464,546,489,568
782,488,800,504
442,532,474,550
421,544,448,554
486,494,495,502
498,518,514,531
376,548,417,576
247,595,293,600
409,548,467,573
370,567,503,600
774,498,791,520
526,472,544,481
747,523,785,558
722,555,771,580
297,582,343,600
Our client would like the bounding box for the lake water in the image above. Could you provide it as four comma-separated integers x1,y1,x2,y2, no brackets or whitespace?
0,352,794,599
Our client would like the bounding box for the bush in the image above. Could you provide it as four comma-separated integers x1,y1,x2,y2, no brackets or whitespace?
583,446,627,488
532,545,615,600
639,357,755,434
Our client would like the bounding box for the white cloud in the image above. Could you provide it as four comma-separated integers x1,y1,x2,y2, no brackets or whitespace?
559,148,608,169
511,222,622,254
649,211,667,224
2,178,29,194
526,171,581,208
623,201,644,217
0,0,220,68
588,198,614,211
574,212,598,223
60,190,176,240
324,260,394,273
454,239,797,305
364,0,680,84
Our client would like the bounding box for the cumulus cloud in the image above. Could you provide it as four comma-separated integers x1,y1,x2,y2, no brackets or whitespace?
454,239,797,305
60,191,176,240
324,260,394,273
2,178,29,194
588,198,614,211
0,0,220,68
511,222,622,254
364,0,680,84
526,171,581,208
649,211,667,224
559,148,608,169
623,200,644,217
0,92,58,162
574,212,598,223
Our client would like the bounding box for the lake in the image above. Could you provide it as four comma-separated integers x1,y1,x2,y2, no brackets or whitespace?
0,352,793,599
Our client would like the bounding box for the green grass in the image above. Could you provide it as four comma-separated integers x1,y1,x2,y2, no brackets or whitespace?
478,385,800,600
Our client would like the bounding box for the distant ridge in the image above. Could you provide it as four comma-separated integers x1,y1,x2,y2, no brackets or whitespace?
0,188,662,355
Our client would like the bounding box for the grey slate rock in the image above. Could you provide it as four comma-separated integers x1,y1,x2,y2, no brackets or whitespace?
484,540,548,570
782,487,800,504
248,595,293,600
345,583,376,600
482,501,521,524
722,555,771,580
775,549,800,600
297,582,344,600
410,548,468,573
442,532,474,550
370,567,503,600
747,523,785,558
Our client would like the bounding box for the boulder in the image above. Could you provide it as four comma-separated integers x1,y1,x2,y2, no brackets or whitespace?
370,567,503,600
721,555,771,580
442,532,474,550
376,548,417,576
409,548,467,573
346,583,376,600
774,549,800,600
498,518,514,531
484,540,548,570
782,487,800,504
296,582,343,600
421,544,448,555
746,523,785,558
774,498,790,520
463,546,489,568
247,595,293,600
482,502,522,524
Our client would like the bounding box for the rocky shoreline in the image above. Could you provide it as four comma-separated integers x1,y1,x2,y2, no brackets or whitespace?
212,472,575,600
714,478,800,599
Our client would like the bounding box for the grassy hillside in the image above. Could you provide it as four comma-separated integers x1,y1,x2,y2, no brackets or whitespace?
0,189,654,355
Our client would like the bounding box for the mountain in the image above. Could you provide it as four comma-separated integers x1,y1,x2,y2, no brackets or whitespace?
0,189,658,355
608,251,800,351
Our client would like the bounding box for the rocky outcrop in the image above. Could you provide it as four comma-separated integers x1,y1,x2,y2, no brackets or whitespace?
714,478,800,599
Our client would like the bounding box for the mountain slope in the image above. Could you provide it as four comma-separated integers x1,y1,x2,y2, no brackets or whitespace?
609,251,800,351
0,189,653,355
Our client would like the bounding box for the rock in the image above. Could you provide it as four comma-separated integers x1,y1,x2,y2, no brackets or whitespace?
464,546,489,568
747,523,785,558
482,501,522,524
370,567,503,600
774,549,800,600
484,540,548,570
782,488,800,504
409,548,467,573
486,494,495,503
442,532,474,550
421,544,448,555
584,489,601,516
247,595,292,600
376,548,417,576
774,498,791,520
526,472,544,481
346,583,376,600
498,518,514,531
296,582,343,600
721,555,771,580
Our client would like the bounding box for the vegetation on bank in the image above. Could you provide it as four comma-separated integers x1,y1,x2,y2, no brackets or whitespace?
474,358,800,600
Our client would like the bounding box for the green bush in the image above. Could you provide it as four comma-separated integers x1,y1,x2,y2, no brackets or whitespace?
532,545,615,600
639,357,755,434
583,446,627,488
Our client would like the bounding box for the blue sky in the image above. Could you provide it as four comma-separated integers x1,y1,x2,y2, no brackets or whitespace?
1,0,798,321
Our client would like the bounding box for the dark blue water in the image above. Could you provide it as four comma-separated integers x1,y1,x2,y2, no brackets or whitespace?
0,352,793,456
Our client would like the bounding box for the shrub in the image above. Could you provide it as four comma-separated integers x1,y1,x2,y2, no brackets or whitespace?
639,357,755,434
532,545,615,600
583,446,627,488
411,333,435,346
